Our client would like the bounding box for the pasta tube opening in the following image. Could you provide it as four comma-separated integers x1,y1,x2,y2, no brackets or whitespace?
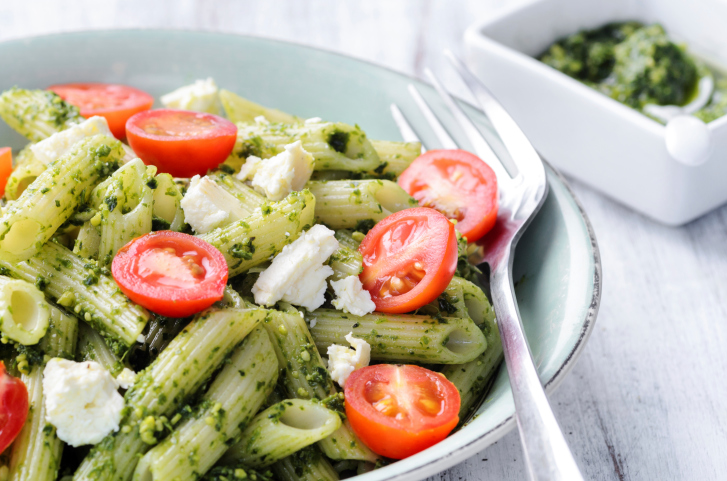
464,297,488,325
11,291,42,332
226,399,342,468
0,219,41,255
372,180,417,217
0,277,50,345
278,401,339,431
444,326,486,356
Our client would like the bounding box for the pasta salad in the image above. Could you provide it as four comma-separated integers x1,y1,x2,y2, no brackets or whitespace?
0,78,502,481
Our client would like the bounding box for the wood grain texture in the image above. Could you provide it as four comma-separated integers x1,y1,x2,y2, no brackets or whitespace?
2,1,727,480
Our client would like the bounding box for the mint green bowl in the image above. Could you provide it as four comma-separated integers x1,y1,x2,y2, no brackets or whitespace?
0,30,601,481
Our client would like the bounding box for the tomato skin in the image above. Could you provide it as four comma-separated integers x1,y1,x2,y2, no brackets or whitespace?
0,148,12,198
345,364,460,459
398,149,498,243
48,83,154,140
0,361,29,454
358,208,457,314
112,231,228,318
126,109,237,178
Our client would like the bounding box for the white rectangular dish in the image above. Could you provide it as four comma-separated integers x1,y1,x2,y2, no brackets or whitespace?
464,0,727,225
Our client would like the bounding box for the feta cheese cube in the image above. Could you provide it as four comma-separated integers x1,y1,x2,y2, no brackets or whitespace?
330,276,376,316
115,368,137,390
160,77,221,114
180,175,250,234
237,141,314,201
327,333,371,387
43,359,125,447
236,155,263,183
252,224,339,311
31,116,125,165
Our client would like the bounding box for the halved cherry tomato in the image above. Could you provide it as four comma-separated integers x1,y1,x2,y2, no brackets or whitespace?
345,364,460,459
125,109,237,178
48,83,154,140
112,231,228,318
0,148,12,198
0,361,29,454
398,149,498,243
358,208,457,313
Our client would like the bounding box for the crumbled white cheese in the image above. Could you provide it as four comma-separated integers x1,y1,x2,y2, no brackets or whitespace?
180,175,249,233
254,115,270,125
236,155,263,183
137,334,146,343
331,276,376,316
31,117,117,165
305,117,323,124
327,333,371,387
236,141,314,201
252,225,339,310
160,77,221,114
115,368,137,390
43,359,124,447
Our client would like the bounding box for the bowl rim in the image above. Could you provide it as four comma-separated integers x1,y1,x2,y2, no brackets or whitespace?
0,28,603,480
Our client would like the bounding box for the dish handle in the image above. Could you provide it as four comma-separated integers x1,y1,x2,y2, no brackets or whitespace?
664,115,712,166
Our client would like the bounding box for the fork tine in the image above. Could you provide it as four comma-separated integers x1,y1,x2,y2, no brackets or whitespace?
407,84,458,150
423,68,513,183
445,50,544,179
390,104,427,152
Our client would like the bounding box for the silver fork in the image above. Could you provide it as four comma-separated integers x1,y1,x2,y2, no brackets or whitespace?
390,51,584,481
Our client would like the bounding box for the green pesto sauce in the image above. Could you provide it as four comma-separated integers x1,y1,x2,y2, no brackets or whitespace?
201,465,274,481
539,22,727,123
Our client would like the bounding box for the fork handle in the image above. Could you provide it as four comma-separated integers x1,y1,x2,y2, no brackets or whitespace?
491,257,584,481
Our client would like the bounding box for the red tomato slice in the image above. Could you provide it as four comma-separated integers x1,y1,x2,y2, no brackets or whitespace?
0,148,12,198
358,208,457,314
112,231,228,318
48,83,154,140
126,109,237,178
398,149,498,243
0,361,29,454
345,364,460,459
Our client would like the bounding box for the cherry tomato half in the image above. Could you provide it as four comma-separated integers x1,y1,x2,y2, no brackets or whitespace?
345,364,460,459
0,148,12,198
48,83,154,140
125,109,237,178
398,149,498,243
0,361,29,454
112,231,228,318
358,208,457,314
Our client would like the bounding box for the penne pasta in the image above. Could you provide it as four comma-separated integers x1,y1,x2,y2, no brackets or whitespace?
135,326,279,481
8,306,77,481
0,135,124,263
306,179,417,229
221,399,341,468
74,307,266,481
307,309,487,364
0,79,503,479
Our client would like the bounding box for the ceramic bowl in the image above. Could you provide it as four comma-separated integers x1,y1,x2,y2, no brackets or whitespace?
464,0,727,225
0,30,601,481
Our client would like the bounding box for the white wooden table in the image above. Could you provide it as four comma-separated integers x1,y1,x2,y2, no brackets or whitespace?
3,1,727,480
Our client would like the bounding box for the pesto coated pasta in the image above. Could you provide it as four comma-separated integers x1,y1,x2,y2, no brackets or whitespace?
0,79,502,481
